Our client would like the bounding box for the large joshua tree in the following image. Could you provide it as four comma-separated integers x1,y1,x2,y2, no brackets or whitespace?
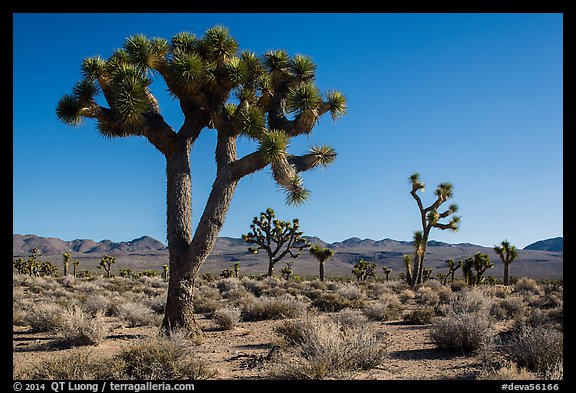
408,173,461,288
56,26,346,334
494,239,518,285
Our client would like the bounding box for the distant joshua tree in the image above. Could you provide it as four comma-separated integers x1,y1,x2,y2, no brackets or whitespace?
72,259,80,278
402,254,413,285
162,264,169,280
309,244,335,282
443,258,462,284
62,252,71,276
408,172,461,288
462,252,493,286
494,240,518,286
352,258,376,283
242,208,309,277
382,266,392,281
98,255,116,278
28,247,41,277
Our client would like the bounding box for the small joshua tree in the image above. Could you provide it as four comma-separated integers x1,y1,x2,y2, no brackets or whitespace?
462,252,493,286
162,264,169,280
408,172,461,288
98,255,116,278
280,261,294,281
28,247,41,277
38,261,59,277
72,259,80,278
352,258,376,283
13,257,26,275
242,208,309,277
62,252,71,276
494,239,518,286
220,268,235,278
234,262,240,278
443,258,462,284
382,266,392,282
402,254,413,285
309,244,335,282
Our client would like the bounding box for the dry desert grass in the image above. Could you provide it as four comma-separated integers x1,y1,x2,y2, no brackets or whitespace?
12,273,563,381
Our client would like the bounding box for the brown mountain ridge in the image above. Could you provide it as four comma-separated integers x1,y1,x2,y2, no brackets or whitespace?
12,234,563,280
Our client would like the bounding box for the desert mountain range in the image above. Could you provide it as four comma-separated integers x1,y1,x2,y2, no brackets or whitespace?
13,234,563,280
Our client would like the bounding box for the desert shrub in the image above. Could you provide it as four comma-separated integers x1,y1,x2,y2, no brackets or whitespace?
490,296,528,322
81,293,115,316
307,280,328,291
477,361,538,380
270,314,388,379
145,293,167,314
514,277,543,295
212,306,242,330
415,286,440,307
449,287,490,315
14,348,108,380
13,306,27,326
337,283,366,302
402,306,435,325
330,309,369,329
241,277,266,296
22,303,65,332
56,306,108,346
398,288,416,303
363,293,404,321
26,275,60,293
216,277,242,293
193,286,223,313
109,330,216,380
115,302,161,327
310,290,364,312
504,325,563,376
241,294,307,321
431,311,493,354
58,275,76,288
450,280,468,292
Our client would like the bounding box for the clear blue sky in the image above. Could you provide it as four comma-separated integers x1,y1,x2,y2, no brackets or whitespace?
13,13,563,248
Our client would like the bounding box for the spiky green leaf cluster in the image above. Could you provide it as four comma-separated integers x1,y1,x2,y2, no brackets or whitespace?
170,51,205,96
284,175,310,207
56,94,83,126
81,56,106,80
309,145,337,168
325,90,347,121
109,65,152,126
286,83,322,116
258,129,289,162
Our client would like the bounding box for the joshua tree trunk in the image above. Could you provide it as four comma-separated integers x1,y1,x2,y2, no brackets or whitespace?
268,258,275,277
319,261,326,282
503,263,510,286
162,146,239,333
